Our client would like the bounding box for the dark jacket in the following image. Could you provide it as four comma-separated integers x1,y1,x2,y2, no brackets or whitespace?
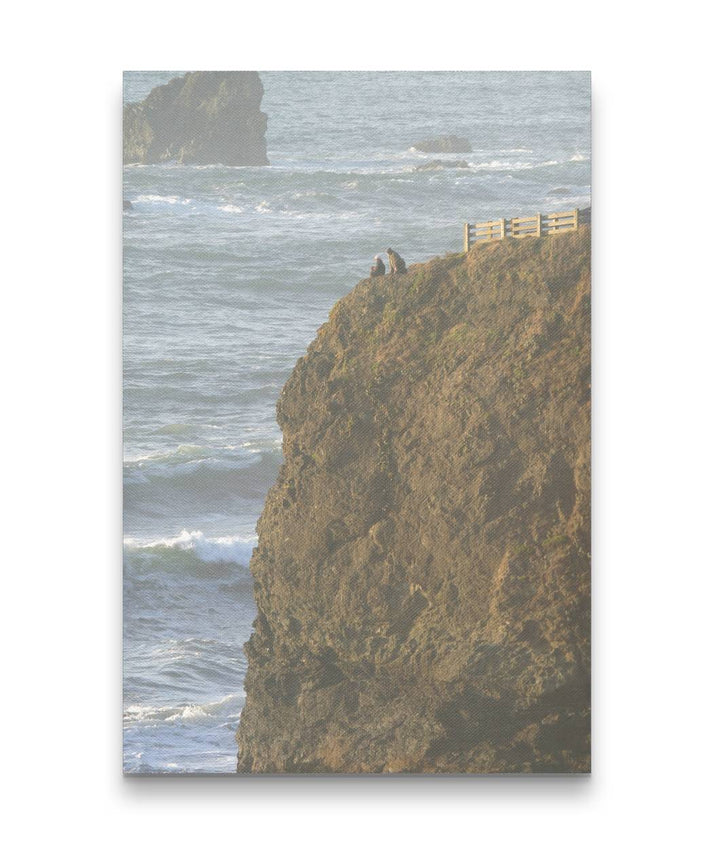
370,257,386,277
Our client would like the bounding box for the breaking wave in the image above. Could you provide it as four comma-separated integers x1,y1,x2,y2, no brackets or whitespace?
133,194,192,205
124,692,244,724
124,530,257,565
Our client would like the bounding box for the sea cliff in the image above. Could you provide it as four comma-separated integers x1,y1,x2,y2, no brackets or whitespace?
236,227,591,773
123,71,268,166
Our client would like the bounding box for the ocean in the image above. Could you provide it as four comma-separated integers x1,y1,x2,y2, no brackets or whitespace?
122,70,591,774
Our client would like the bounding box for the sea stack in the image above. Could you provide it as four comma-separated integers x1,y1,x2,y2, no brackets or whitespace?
123,71,269,166
236,227,591,773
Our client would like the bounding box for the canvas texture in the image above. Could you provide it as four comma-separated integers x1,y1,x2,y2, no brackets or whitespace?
123,71,591,774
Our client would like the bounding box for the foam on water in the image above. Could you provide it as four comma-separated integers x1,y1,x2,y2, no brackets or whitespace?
134,193,192,205
125,530,257,566
124,692,244,724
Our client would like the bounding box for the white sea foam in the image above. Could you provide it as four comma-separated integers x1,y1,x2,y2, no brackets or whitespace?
469,160,535,171
124,693,244,724
470,148,534,156
124,530,257,565
570,152,589,162
464,158,565,172
219,204,244,213
124,444,208,465
134,194,192,205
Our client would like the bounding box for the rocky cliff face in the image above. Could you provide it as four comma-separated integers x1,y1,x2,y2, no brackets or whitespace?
123,71,268,165
236,228,591,773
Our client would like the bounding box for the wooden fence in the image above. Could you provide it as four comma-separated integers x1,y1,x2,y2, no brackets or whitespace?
464,208,579,252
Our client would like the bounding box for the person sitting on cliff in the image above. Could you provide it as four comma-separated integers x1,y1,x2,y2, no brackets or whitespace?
370,255,386,278
386,247,407,275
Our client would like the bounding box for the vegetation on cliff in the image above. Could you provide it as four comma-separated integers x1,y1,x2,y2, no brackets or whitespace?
236,227,591,773
123,71,268,166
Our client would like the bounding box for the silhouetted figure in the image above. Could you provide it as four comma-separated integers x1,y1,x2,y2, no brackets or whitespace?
370,255,386,278
386,247,407,275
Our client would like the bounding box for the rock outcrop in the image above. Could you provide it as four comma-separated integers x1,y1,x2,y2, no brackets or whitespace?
412,135,472,153
236,227,591,773
123,71,268,166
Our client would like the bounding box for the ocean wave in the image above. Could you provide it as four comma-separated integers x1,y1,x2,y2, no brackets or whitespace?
468,160,535,171
149,423,200,438
124,692,244,724
123,441,282,494
124,443,208,465
123,161,261,172
134,194,192,205
290,189,335,200
124,530,257,565
124,438,281,466
123,454,222,485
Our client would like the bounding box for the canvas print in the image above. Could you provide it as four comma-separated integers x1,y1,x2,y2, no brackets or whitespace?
123,71,591,774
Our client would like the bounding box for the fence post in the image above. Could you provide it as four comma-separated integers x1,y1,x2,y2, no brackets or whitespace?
464,223,471,253
573,208,579,231
537,212,542,237
500,218,506,240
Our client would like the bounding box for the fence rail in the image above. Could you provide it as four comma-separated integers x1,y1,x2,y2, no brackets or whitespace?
464,208,579,251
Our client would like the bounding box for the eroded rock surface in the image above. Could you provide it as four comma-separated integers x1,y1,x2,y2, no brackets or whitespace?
236,228,591,773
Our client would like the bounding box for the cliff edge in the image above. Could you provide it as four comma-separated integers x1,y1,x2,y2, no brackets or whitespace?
236,227,591,773
123,71,268,166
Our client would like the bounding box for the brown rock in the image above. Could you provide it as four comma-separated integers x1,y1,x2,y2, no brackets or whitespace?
236,227,591,773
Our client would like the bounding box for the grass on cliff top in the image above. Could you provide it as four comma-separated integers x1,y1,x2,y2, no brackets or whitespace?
322,226,590,393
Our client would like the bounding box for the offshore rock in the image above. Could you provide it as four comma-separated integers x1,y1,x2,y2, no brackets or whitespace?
236,227,591,773
123,71,268,166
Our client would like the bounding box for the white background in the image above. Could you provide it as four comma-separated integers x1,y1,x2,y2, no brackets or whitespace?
2,2,717,853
